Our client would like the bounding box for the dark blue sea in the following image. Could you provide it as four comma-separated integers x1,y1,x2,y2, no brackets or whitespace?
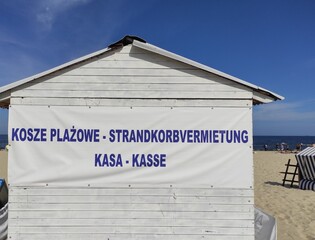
253,136,315,151
1,134,314,151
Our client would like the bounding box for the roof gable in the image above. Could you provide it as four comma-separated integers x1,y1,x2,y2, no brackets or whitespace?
0,36,283,108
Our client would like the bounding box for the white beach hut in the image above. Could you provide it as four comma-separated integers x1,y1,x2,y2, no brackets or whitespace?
0,36,283,240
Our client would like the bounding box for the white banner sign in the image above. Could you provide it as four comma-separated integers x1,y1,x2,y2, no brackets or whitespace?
9,106,253,187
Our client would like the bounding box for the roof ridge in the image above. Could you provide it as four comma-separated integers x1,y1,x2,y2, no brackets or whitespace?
108,35,146,49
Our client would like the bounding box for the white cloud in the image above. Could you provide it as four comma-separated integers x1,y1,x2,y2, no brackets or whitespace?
253,100,315,135
254,100,315,122
0,35,25,47
36,0,91,30
0,26,29,48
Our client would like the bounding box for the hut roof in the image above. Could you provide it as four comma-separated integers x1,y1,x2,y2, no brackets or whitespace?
0,35,284,107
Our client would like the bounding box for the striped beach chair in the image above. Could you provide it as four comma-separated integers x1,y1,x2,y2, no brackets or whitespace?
0,180,7,209
295,147,315,191
0,180,7,240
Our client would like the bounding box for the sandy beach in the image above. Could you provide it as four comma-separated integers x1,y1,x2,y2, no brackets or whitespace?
0,150,314,239
0,150,7,183
254,151,315,240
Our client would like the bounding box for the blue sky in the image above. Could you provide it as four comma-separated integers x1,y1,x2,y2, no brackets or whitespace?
0,0,315,135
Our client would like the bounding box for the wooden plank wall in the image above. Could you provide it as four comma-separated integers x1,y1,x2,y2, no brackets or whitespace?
10,45,253,108
9,186,254,240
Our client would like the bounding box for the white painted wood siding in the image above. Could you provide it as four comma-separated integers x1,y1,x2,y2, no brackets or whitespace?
9,186,254,240
10,45,253,108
